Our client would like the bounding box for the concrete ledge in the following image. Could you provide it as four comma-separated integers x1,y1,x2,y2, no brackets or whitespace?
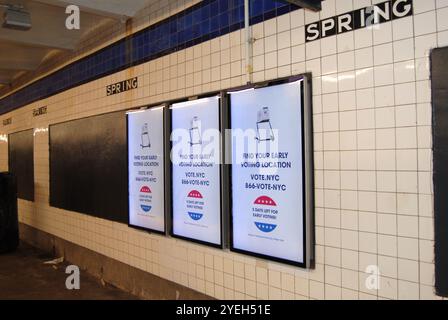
19,223,212,300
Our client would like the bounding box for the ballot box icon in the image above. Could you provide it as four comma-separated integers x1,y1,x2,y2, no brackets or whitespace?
256,107,275,142
140,123,151,148
189,116,202,146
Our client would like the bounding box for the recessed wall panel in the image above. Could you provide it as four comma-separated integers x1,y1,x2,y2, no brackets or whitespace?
49,111,127,223
8,129,34,201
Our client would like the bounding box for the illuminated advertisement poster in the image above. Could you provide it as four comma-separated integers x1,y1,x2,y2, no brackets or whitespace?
128,107,165,232
171,97,222,246
230,79,312,266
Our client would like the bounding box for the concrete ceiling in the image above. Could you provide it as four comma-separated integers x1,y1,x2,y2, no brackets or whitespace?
0,1,317,95
0,40,58,88
0,0,155,91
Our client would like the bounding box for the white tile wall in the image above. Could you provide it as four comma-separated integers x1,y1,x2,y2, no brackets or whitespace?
0,0,445,300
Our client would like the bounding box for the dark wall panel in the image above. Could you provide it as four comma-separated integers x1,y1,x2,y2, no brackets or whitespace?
432,47,448,297
49,111,128,223
8,129,34,201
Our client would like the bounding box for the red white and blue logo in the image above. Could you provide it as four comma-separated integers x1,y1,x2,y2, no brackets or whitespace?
253,196,277,233
187,190,204,221
139,186,152,213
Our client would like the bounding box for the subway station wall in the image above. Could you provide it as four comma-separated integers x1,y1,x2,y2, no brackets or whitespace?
0,0,444,299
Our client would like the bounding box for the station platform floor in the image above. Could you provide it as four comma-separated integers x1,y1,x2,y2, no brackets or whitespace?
0,243,137,300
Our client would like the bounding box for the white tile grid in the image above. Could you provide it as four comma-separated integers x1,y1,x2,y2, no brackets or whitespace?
0,0,446,300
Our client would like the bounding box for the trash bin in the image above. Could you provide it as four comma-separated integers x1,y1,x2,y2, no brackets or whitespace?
0,172,19,253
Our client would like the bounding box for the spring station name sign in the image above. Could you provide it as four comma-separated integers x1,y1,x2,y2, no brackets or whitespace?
305,0,413,42
230,80,313,267
127,106,165,232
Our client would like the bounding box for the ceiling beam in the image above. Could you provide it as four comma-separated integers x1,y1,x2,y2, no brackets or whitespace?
34,0,122,19
0,42,55,71
34,0,152,19
0,60,38,71
281,0,322,11
0,34,75,51
0,75,12,85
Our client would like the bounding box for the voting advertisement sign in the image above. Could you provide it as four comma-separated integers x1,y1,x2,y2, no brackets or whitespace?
229,78,314,267
128,106,166,233
170,96,223,247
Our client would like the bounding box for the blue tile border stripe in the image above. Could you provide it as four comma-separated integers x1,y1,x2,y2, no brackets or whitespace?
0,0,299,115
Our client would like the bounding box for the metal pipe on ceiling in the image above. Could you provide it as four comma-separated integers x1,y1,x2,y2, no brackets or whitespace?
280,0,322,12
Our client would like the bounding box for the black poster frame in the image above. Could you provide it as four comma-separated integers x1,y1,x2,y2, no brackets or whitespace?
169,93,225,249
8,128,35,202
227,74,315,268
49,110,128,223
126,104,169,235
